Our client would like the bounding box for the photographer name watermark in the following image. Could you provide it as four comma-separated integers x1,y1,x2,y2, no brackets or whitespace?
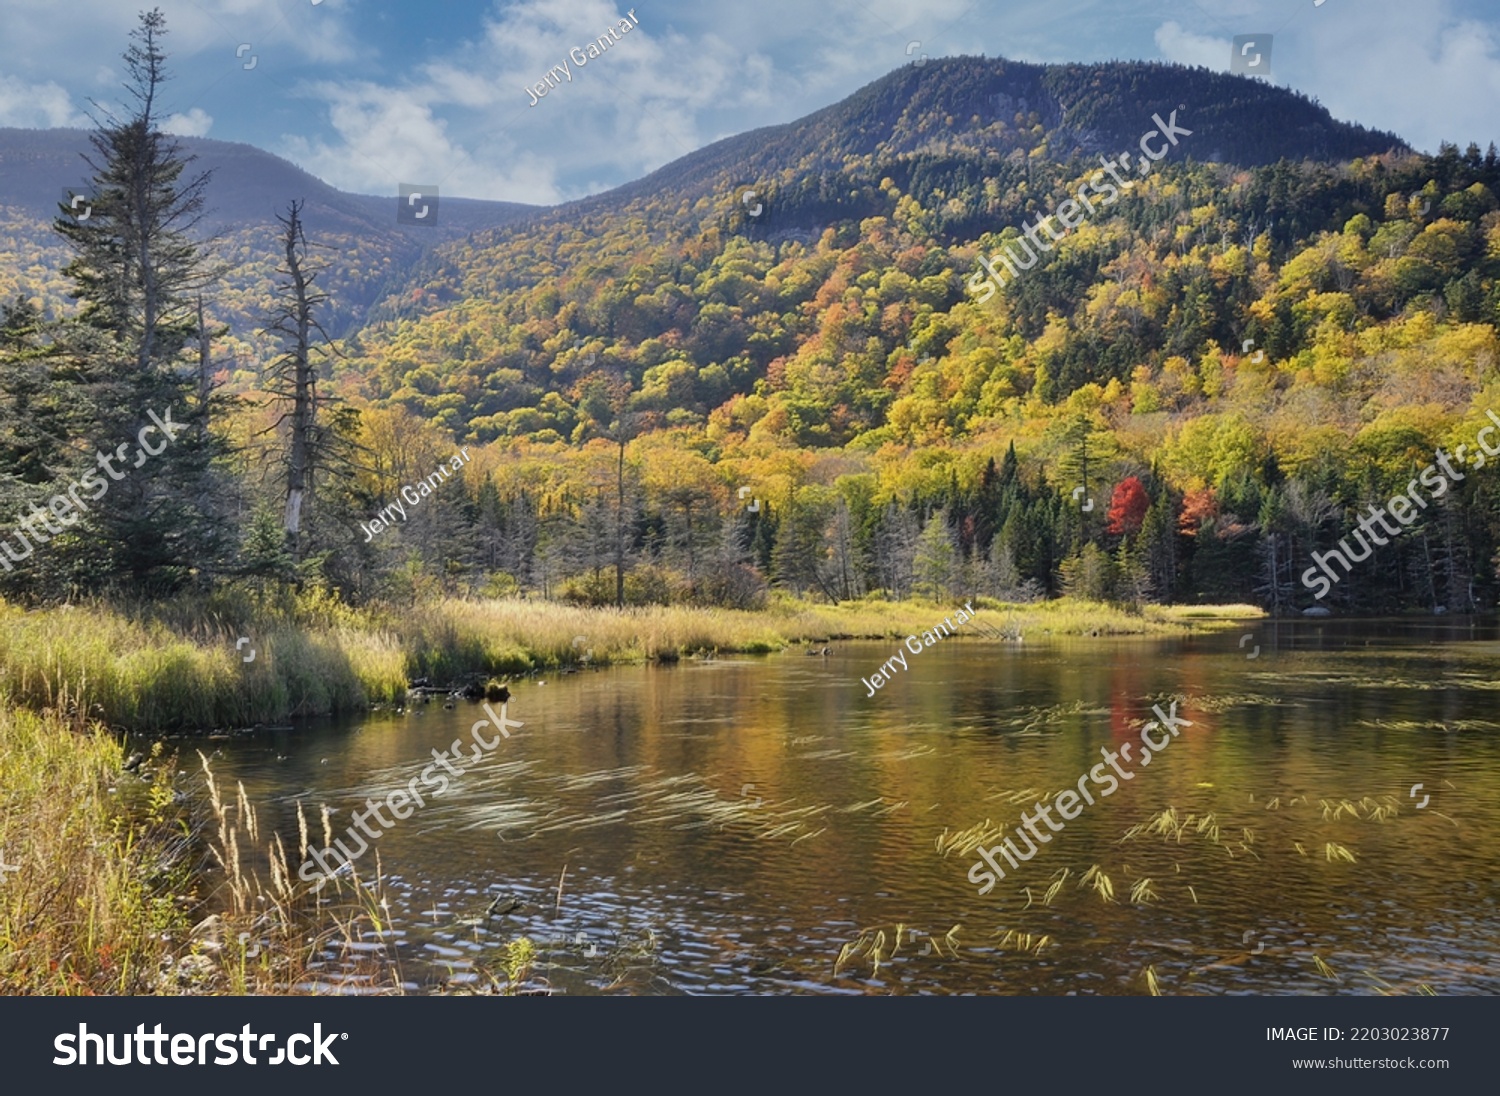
525,8,640,107
862,600,977,697
361,447,470,542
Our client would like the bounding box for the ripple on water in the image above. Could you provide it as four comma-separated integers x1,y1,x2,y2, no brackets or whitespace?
207,633,1500,995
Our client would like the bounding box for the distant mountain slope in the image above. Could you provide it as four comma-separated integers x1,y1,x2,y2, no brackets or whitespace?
380,55,1412,322
568,57,1408,215
0,127,539,339
331,56,1495,451
0,56,1423,400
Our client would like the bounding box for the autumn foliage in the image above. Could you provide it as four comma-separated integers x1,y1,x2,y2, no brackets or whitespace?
1106,476,1149,536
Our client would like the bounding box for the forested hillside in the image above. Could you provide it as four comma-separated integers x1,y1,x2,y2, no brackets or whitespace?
322,58,1496,614
4,53,1497,616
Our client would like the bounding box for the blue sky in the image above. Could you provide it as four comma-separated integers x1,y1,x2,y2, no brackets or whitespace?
2,0,1499,205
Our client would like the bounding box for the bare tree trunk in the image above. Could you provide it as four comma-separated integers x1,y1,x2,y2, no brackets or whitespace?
264,200,333,564
684,498,696,596
616,432,625,609
282,216,313,556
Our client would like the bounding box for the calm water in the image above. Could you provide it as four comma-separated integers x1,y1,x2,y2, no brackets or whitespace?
204,618,1500,995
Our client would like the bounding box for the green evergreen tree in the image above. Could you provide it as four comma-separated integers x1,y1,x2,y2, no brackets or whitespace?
913,507,957,599
770,489,828,596
49,8,230,595
1059,542,1115,601
0,298,79,598
1140,486,1179,601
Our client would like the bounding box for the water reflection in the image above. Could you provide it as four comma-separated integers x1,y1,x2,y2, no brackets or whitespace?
206,620,1500,995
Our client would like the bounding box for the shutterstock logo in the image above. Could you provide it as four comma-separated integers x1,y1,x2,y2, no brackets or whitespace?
54,1023,344,1066
397,183,438,226
1231,34,1273,76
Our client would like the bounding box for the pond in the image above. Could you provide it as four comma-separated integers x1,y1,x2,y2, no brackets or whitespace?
206,617,1500,995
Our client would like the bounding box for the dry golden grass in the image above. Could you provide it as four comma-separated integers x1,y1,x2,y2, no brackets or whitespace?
192,752,401,995
0,702,189,994
0,599,408,730
0,697,403,995
0,592,1251,733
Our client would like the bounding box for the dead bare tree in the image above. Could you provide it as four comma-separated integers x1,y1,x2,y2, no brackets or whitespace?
260,200,355,562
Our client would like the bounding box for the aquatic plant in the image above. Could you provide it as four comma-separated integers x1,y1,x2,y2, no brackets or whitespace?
1312,953,1342,982
1043,868,1070,906
992,929,1051,956
1079,864,1116,903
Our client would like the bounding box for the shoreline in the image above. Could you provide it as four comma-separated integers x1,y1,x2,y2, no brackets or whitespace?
0,592,1258,995
0,594,1262,734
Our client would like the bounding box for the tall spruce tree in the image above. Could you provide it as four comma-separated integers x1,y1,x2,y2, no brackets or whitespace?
50,8,228,594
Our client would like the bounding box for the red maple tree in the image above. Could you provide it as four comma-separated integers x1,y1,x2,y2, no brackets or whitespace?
1106,476,1150,536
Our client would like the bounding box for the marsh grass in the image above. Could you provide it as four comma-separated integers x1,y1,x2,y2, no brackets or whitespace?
991,929,1052,956
0,599,407,731
834,923,962,975
1324,841,1358,863
0,703,190,994
1312,953,1342,982
0,592,1253,733
1042,868,1070,906
0,707,396,997
1080,864,1116,903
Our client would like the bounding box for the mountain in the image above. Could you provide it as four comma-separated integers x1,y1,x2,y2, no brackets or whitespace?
365,56,1413,328
4,56,1498,616
0,127,539,341
582,56,1407,213
336,55,1444,444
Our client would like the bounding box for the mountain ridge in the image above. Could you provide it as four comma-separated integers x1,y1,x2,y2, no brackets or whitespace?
544,56,1410,221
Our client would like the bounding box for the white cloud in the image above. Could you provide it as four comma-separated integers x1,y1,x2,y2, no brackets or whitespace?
163,107,214,137
1304,6,1500,152
0,72,88,128
1154,2,1500,152
1154,21,1232,73
280,0,782,202
281,80,527,198
5,0,1498,203
0,0,361,87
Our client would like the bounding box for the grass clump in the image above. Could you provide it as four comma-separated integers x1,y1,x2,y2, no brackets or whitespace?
0,699,406,996
0,703,190,994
